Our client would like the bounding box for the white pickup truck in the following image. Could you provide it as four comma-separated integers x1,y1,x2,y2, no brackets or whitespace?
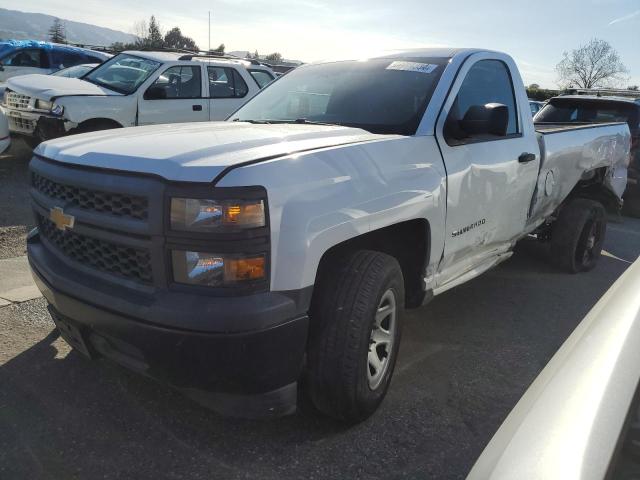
27,48,630,422
2,51,275,146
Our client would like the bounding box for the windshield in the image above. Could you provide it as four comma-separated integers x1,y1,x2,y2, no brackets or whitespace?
231,57,447,135
83,54,161,94
51,64,95,78
536,99,639,129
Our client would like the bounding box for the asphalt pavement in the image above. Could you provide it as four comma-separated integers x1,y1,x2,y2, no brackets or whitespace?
1,141,639,479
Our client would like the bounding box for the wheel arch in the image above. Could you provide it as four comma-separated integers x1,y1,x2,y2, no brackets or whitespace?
311,219,431,310
75,118,124,131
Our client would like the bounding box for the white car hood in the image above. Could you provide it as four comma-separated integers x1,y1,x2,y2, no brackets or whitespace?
36,122,385,182
6,74,120,100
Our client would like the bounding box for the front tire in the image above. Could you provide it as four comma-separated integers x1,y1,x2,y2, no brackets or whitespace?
550,198,606,273
307,250,404,423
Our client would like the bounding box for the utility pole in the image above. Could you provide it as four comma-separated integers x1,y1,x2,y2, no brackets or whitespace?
208,10,211,52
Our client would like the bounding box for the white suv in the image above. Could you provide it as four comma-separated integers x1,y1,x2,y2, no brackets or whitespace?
1,51,276,145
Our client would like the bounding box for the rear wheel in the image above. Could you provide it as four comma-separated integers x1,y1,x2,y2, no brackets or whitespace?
550,198,606,273
307,250,404,423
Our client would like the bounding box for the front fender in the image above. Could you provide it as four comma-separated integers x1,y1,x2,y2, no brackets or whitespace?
57,95,137,127
216,135,447,292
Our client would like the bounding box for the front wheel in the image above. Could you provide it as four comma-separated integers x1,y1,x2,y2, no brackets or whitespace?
550,198,606,273
307,250,404,423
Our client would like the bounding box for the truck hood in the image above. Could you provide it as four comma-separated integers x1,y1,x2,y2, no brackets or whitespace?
6,74,120,100
36,122,386,182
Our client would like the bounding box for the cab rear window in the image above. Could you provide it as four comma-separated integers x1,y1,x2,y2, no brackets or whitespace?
536,99,639,129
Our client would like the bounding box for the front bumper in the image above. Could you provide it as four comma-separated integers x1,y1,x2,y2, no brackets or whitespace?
3,106,73,140
28,232,310,418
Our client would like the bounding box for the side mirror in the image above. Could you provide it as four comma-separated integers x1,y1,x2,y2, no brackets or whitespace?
144,85,167,100
460,103,510,137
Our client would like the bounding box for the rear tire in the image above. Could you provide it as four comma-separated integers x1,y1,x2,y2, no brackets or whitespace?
550,198,606,273
307,250,404,423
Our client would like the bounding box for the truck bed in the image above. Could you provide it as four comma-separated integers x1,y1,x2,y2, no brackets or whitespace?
526,122,630,230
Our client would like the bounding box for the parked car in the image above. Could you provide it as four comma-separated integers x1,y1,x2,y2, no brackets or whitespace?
1,51,276,146
0,108,9,154
468,257,640,479
535,94,640,217
0,40,110,82
27,48,630,422
528,99,544,115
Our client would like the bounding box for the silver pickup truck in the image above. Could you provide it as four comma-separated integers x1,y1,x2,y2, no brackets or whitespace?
26,48,630,422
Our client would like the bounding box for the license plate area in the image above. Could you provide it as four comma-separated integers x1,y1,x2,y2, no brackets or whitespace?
50,308,93,359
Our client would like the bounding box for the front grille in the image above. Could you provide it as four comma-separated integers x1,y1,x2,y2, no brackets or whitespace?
8,115,35,133
5,91,31,110
38,214,153,284
32,172,149,221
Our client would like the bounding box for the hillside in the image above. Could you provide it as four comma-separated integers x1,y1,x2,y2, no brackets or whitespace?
0,8,136,46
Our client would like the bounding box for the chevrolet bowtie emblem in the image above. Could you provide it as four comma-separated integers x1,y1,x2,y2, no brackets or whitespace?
49,207,75,231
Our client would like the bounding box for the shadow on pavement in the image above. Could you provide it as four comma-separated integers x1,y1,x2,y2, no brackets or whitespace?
0,218,638,479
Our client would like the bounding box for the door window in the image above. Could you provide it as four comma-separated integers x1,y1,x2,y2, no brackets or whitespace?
248,69,274,88
146,66,202,99
208,67,249,98
444,60,519,145
49,50,86,69
1,49,44,68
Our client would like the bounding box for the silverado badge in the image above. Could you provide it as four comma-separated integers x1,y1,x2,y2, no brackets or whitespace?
50,206,75,231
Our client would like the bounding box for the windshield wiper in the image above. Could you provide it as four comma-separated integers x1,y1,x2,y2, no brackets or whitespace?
231,118,340,126
232,118,273,124
292,118,340,126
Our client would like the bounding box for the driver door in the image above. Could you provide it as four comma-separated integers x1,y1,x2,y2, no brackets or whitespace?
137,65,208,125
435,54,540,286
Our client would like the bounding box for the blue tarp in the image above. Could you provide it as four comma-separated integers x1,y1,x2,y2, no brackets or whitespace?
0,40,106,57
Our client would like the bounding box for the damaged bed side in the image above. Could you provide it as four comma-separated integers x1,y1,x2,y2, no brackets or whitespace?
526,122,631,232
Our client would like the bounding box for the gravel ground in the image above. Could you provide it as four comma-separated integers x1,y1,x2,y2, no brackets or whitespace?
0,140,33,259
1,221,639,479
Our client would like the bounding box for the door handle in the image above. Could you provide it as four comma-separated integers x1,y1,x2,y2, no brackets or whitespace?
518,152,536,163
192,104,202,111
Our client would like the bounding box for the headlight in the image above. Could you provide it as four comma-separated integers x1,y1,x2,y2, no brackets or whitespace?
171,250,266,286
35,99,53,111
170,198,265,232
35,99,64,116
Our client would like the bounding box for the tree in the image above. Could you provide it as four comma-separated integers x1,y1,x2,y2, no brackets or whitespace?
265,52,283,64
628,85,639,91
147,15,164,48
164,27,199,51
556,38,628,88
132,19,148,46
529,83,540,90
48,18,66,44
210,43,225,54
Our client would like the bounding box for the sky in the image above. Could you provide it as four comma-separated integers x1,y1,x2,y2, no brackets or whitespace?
2,0,640,88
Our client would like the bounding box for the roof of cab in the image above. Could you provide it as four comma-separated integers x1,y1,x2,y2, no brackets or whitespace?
310,47,496,65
